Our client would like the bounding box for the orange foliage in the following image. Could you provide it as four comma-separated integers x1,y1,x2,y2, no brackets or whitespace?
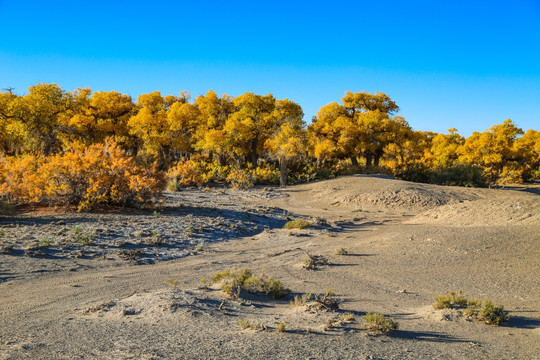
0,141,165,210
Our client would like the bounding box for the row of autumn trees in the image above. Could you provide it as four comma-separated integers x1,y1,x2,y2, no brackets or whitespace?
0,83,539,210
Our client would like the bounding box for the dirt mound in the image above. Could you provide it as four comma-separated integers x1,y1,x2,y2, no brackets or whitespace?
299,175,478,212
407,197,540,226
333,185,477,211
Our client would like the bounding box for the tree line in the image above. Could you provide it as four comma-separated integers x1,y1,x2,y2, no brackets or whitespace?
0,83,538,210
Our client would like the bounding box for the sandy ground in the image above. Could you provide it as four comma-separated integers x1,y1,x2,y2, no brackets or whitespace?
0,175,539,359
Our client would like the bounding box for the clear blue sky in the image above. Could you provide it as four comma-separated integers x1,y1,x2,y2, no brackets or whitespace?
1,0,539,136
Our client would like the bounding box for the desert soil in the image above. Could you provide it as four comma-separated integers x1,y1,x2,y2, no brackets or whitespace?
1,175,539,359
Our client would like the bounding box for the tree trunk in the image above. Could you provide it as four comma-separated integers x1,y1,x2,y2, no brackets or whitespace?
374,154,381,167
279,157,288,187
350,156,358,166
365,154,373,167
250,138,259,165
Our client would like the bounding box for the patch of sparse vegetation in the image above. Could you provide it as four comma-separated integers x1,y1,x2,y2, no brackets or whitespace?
290,293,313,307
166,278,179,288
117,249,144,261
284,219,310,230
72,225,83,234
276,321,286,333
296,290,340,312
361,313,399,335
209,268,290,300
334,247,348,255
71,226,94,245
74,232,93,245
145,230,164,246
433,291,510,325
39,238,54,247
302,252,329,270
324,317,341,330
237,319,265,331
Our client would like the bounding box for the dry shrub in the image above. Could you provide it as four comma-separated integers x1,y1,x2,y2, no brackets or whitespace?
0,141,165,210
210,268,290,299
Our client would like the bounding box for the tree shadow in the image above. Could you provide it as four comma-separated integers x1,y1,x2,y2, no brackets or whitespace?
388,330,468,343
504,315,540,329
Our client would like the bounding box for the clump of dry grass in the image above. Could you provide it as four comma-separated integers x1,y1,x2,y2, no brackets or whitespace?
237,319,266,331
291,290,340,312
302,253,329,270
290,293,313,307
334,247,348,255
276,321,286,333
209,268,290,300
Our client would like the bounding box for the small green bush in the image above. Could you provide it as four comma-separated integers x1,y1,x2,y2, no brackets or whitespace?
479,300,510,325
362,313,398,335
284,219,310,230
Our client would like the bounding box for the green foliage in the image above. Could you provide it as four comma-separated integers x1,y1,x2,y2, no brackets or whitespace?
478,301,510,325
362,313,399,334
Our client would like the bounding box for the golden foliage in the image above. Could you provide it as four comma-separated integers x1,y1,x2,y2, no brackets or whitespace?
167,159,209,188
